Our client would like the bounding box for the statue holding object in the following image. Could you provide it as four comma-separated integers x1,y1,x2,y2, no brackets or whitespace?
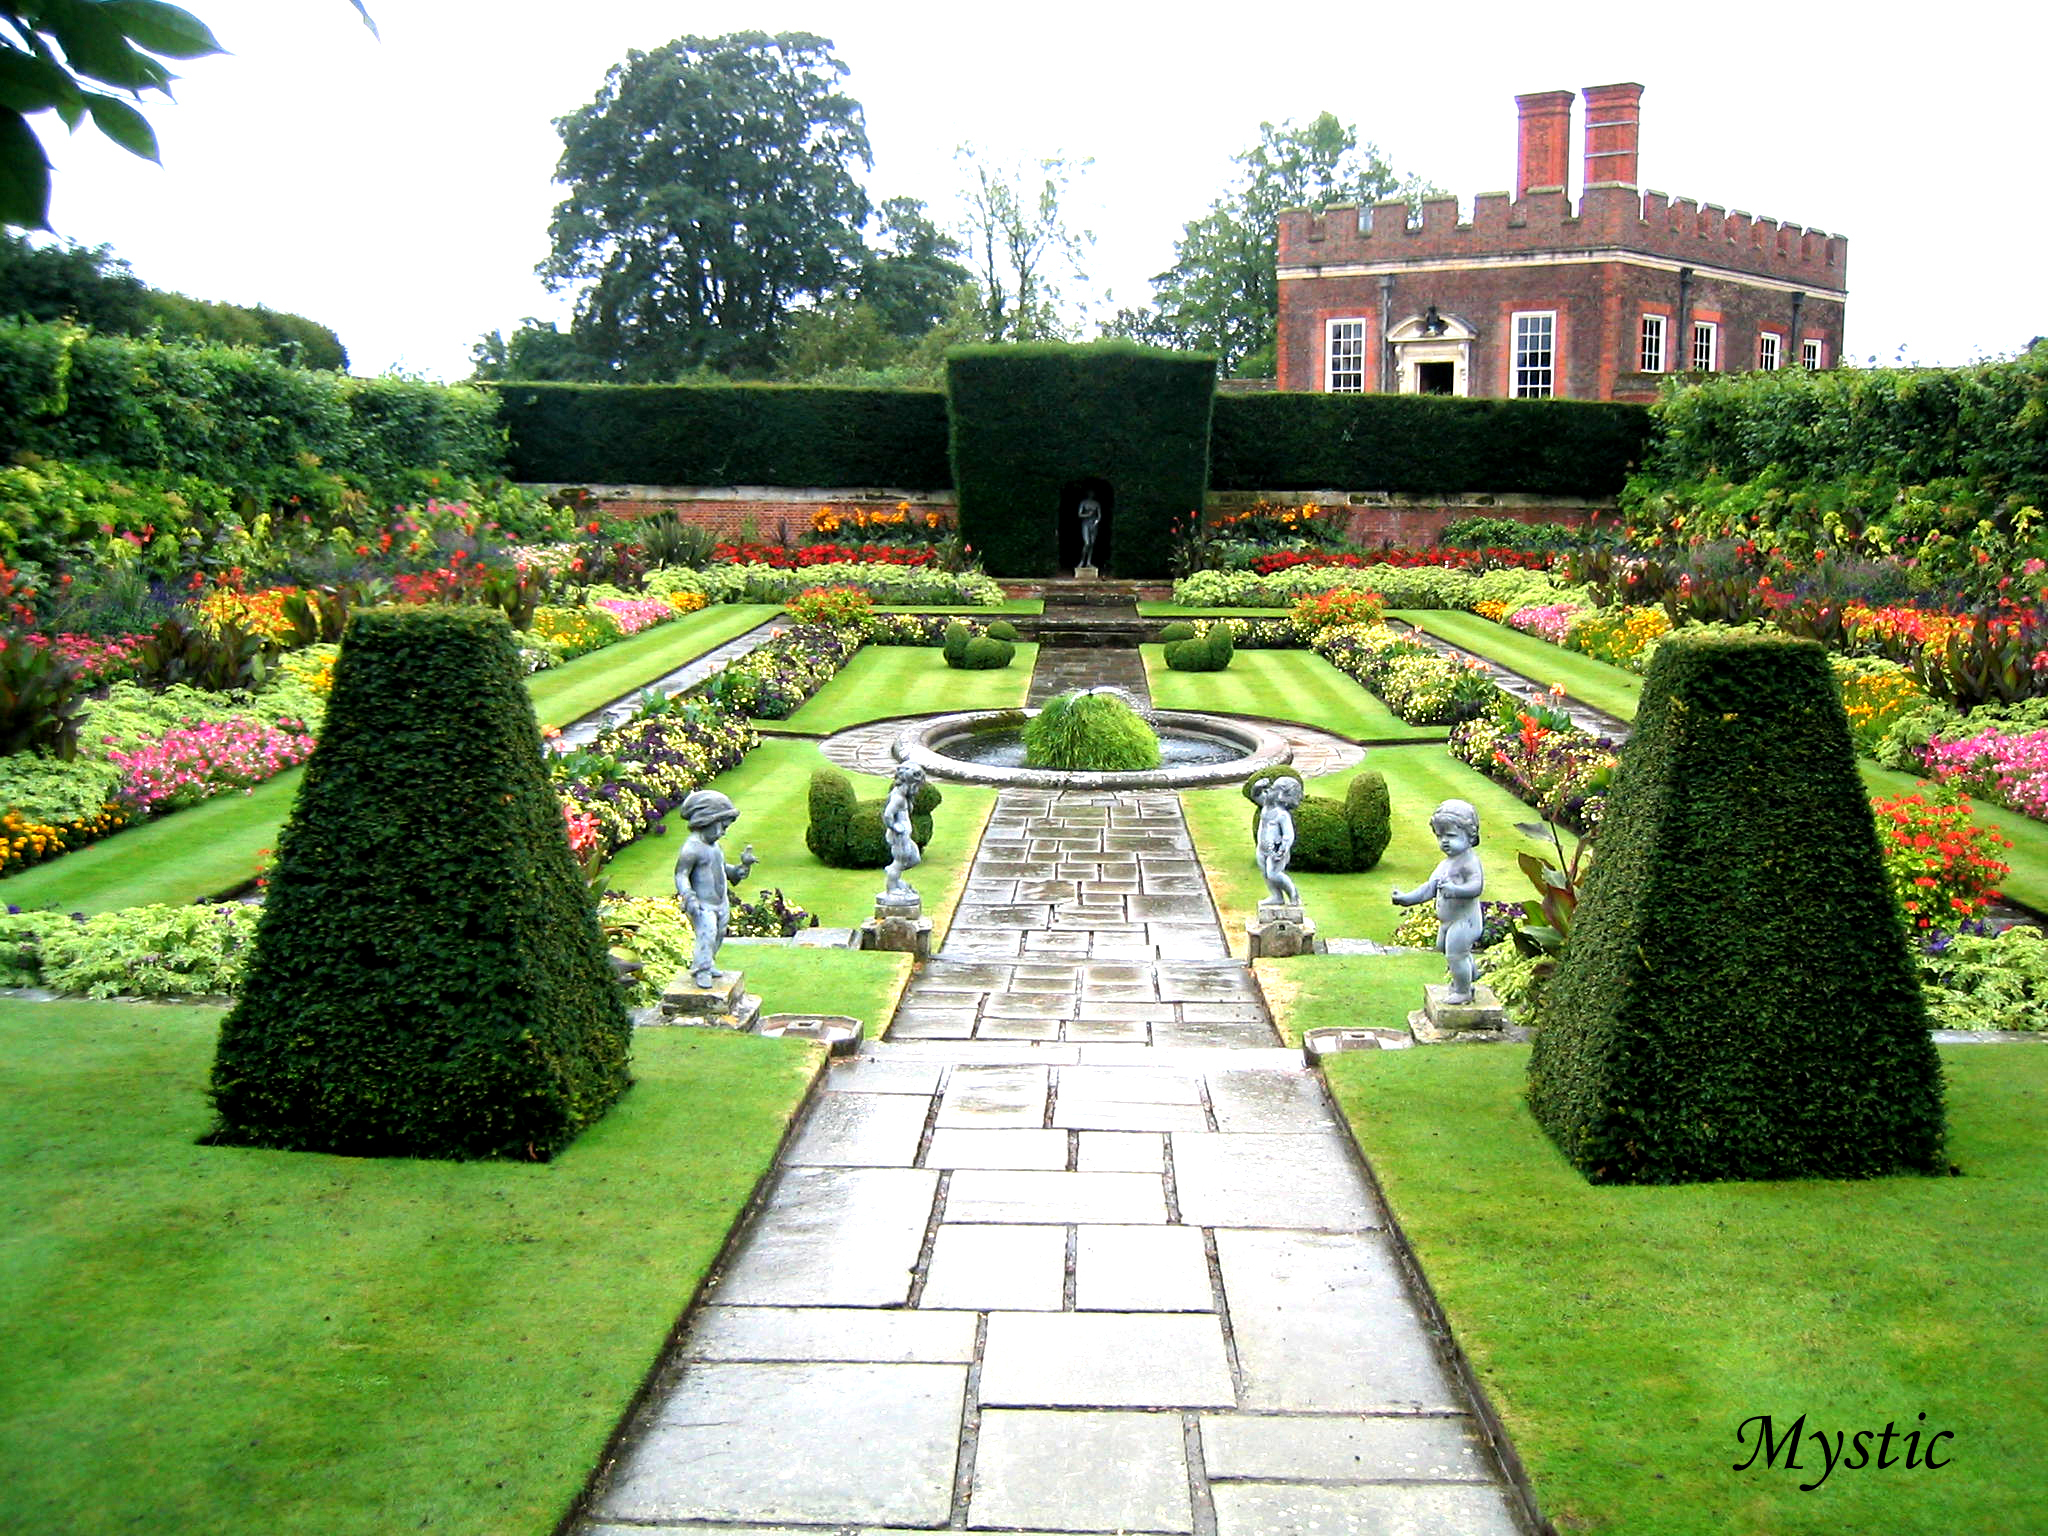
674,789,757,988
1392,799,1485,1004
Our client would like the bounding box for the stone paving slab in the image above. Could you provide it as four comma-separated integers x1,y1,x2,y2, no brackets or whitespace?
1215,1228,1463,1413
784,1092,929,1166
925,1127,1071,1169
711,1167,937,1307
946,1168,1167,1224
980,1311,1235,1407
1074,1224,1214,1311
683,1306,977,1364
1206,1067,1333,1133
1199,1411,1495,1481
970,1409,1194,1533
1075,1130,1165,1171
1210,1481,1523,1536
1171,1131,1381,1230
820,1057,946,1095
596,1361,966,1527
922,1223,1068,1310
936,1064,1050,1127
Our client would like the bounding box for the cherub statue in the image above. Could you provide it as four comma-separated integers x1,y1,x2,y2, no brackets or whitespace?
673,789,757,988
882,761,927,902
1252,774,1302,905
1391,799,1485,1004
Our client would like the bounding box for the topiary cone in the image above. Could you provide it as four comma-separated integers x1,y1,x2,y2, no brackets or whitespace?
207,607,633,1161
1527,630,1944,1184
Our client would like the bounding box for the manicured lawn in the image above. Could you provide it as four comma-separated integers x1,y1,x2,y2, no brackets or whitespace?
1390,609,1644,722
713,943,912,1030
1136,603,1292,618
0,608,784,915
1319,1038,2048,1536
774,643,1038,735
603,736,997,939
1182,744,1552,948
0,999,822,1536
1140,645,1447,741
1253,950,1443,1045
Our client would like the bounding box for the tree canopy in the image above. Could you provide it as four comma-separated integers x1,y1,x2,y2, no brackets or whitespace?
1107,114,1439,377
540,31,875,379
954,145,1091,343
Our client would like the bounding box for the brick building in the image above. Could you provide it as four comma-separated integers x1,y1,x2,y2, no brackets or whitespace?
1274,84,1847,402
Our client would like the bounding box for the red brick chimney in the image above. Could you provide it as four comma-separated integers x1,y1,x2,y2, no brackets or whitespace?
1515,91,1574,198
1581,82,1644,187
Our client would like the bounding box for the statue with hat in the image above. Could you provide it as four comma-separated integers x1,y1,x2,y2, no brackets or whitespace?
674,789,757,988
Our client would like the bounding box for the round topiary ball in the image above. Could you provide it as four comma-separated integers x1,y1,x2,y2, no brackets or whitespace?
961,635,1014,669
1158,622,1198,644
987,619,1021,642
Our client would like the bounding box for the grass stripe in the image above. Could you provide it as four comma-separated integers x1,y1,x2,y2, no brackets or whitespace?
1141,646,1445,742
773,645,1038,736
1390,609,1644,721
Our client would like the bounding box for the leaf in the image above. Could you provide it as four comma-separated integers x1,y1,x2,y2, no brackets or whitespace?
101,0,223,59
1514,821,1552,842
0,47,84,114
0,108,52,228
45,11,170,91
85,91,158,161
345,0,381,40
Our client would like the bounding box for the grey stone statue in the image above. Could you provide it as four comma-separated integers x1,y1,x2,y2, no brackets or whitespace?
1391,799,1485,1004
1252,775,1302,904
1076,492,1101,568
674,789,757,988
882,761,926,903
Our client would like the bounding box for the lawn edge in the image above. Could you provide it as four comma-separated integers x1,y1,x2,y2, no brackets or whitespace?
550,1034,832,1536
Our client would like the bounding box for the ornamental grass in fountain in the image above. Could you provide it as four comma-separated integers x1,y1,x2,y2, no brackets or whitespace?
1022,690,1160,772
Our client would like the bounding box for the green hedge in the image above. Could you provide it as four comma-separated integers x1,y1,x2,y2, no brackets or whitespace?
0,323,505,509
805,768,941,868
207,607,632,1161
948,342,1216,578
1527,631,1944,1184
1241,765,1391,872
1209,392,1651,496
1637,345,2048,508
497,381,953,488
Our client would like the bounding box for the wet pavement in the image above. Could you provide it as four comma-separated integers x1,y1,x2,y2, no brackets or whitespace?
579,645,1527,1536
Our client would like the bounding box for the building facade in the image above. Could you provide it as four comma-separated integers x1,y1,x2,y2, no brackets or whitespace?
1275,84,1847,402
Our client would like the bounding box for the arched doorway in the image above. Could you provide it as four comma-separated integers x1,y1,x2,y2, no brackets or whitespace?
1057,478,1114,574
1388,310,1478,396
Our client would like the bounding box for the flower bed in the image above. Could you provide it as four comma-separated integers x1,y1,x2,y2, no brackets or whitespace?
715,542,942,568
551,704,760,866
701,624,862,719
1310,624,1503,725
1449,708,1617,833
105,718,317,816
1174,564,1480,610
592,597,681,636
1922,726,2048,821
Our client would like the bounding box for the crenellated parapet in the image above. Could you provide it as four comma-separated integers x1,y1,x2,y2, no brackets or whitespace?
1278,184,1847,291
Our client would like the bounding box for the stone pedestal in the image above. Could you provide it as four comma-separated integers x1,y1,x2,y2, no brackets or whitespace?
860,894,933,959
1408,983,1511,1043
1074,565,1100,581
1247,900,1320,959
654,968,762,1031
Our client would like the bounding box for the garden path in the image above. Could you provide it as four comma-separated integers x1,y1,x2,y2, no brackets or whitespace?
579,646,1527,1536
1392,618,1634,741
554,617,783,751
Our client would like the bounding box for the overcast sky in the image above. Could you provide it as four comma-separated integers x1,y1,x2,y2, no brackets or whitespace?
34,0,2045,379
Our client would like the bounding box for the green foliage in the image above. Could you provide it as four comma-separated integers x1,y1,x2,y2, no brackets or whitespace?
1163,620,1235,671
208,607,632,1161
496,380,950,487
958,634,1013,669
0,235,347,367
0,630,82,757
986,619,1020,642
1209,392,1651,497
1239,764,1389,872
803,766,940,868
32,900,261,997
1919,928,2048,1032
1132,113,1440,377
948,341,1215,578
132,614,273,693
0,324,505,511
1528,631,1945,1183
0,747,120,820
541,32,874,377
954,146,1093,343
1157,621,1197,643
1023,690,1161,772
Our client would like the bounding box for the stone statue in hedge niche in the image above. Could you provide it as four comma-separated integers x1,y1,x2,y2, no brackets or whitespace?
674,789,757,988
1076,492,1102,570
1392,799,1485,1005
1252,774,1302,905
881,761,928,905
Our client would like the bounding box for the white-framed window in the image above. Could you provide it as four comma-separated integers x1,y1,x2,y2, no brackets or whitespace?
1639,314,1667,373
1802,338,1826,370
1326,319,1367,392
1758,331,1783,371
1512,311,1555,398
1691,321,1718,372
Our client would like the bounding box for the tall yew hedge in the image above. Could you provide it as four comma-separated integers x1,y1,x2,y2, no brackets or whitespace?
208,607,632,1161
1527,630,1945,1184
947,342,1216,578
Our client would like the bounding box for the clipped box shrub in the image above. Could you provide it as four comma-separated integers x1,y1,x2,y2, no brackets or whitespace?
1527,631,1945,1184
207,607,632,1161
1023,690,1160,771
1164,622,1235,672
806,767,941,869
1241,765,1390,872
941,619,1014,670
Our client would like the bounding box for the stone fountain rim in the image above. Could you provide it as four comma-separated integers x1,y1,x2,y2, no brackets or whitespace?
893,707,1294,789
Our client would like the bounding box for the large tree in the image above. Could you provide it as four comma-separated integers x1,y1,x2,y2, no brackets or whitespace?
953,145,1092,343
541,31,873,379
1118,114,1439,377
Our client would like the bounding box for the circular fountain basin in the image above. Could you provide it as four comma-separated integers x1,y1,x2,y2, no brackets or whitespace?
896,708,1293,789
